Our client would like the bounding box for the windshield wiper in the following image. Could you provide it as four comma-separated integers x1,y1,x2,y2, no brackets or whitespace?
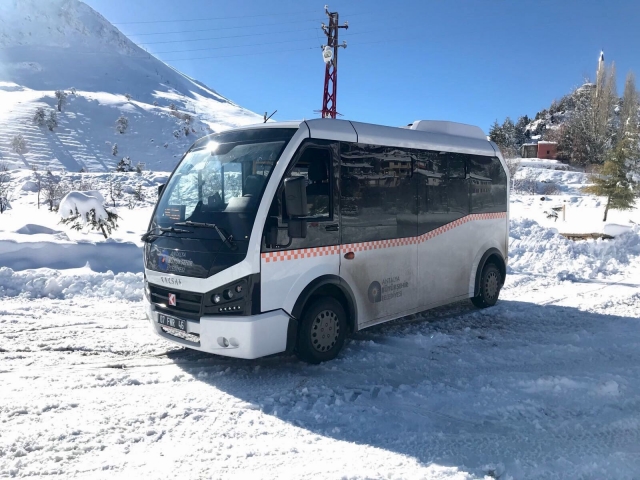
141,226,192,242
175,221,238,250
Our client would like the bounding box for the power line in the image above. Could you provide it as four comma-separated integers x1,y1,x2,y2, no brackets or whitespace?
152,37,320,55
139,26,319,45
146,27,402,55
128,17,326,36
113,10,372,26
162,46,319,62
158,37,413,63
112,10,319,25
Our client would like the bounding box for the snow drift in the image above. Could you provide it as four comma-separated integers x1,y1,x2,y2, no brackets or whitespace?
509,218,640,280
0,267,142,300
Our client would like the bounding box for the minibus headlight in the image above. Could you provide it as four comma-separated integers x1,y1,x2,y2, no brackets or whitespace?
203,276,256,316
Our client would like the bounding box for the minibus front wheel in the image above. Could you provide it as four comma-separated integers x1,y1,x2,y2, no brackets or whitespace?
296,297,347,364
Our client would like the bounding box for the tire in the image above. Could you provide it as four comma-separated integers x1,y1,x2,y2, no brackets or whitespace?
296,297,347,364
471,263,502,308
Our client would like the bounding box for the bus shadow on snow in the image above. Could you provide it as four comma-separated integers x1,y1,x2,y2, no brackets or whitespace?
172,300,640,476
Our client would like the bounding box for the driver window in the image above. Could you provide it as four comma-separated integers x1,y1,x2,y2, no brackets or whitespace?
286,147,331,219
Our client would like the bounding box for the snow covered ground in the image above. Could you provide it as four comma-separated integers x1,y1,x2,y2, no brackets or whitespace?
1,159,640,478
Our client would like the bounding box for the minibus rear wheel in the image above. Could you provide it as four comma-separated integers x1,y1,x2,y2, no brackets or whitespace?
296,297,347,364
471,263,502,308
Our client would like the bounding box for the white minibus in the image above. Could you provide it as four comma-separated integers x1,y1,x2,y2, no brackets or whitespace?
143,119,509,363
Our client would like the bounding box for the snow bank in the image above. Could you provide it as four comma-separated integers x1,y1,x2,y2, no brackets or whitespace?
0,267,142,300
509,218,640,280
603,223,633,237
0,239,142,273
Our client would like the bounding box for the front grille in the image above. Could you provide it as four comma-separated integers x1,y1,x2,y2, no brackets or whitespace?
149,284,203,319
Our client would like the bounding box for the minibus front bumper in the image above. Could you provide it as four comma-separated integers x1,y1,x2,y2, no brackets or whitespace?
144,298,292,359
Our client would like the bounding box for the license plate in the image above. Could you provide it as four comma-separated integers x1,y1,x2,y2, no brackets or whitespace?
157,313,187,332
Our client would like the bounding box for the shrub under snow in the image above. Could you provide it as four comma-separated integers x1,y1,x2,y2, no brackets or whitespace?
59,191,119,238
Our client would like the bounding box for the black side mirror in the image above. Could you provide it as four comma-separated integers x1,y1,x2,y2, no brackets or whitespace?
284,176,308,217
158,184,165,196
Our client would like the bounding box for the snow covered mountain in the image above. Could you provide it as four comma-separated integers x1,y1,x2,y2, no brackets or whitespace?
0,0,263,172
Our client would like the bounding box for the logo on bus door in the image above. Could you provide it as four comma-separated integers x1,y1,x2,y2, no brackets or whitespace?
367,277,409,303
168,293,176,306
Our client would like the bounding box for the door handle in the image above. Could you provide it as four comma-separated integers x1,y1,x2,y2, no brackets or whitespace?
325,224,339,232
344,252,355,260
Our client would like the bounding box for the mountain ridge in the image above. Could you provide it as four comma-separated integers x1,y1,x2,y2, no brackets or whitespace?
0,0,262,172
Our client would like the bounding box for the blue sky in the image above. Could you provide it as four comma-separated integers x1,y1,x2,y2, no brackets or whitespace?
84,0,640,132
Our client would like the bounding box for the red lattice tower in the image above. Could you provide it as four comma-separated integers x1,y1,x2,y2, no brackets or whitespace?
320,6,348,119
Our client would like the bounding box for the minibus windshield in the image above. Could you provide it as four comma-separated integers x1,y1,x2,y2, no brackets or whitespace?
151,128,296,235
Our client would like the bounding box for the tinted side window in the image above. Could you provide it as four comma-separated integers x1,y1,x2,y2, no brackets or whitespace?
445,152,470,217
340,143,416,244
415,150,468,235
468,155,507,213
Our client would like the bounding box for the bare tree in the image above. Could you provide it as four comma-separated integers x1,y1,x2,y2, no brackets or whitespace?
505,157,521,188
107,174,123,207
32,165,42,209
42,170,66,211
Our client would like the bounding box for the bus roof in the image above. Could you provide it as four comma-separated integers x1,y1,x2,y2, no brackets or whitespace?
215,118,498,157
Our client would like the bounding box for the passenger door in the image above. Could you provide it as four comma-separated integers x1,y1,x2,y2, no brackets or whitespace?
338,142,418,328
260,141,341,313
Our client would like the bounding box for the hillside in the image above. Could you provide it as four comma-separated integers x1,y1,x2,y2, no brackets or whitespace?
0,0,262,172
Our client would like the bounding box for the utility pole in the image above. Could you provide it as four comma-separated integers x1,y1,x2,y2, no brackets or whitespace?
320,5,348,119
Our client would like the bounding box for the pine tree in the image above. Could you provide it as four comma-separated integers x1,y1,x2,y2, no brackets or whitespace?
489,120,506,148
618,72,640,177
0,162,10,214
583,133,637,221
115,157,134,172
33,107,46,126
46,110,58,131
112,143,118,156
514,115,530,147
116,116,128,134
11,134,26,154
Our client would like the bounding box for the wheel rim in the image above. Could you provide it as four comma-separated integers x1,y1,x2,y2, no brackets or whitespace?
311,309,340,353
485,271,500,301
